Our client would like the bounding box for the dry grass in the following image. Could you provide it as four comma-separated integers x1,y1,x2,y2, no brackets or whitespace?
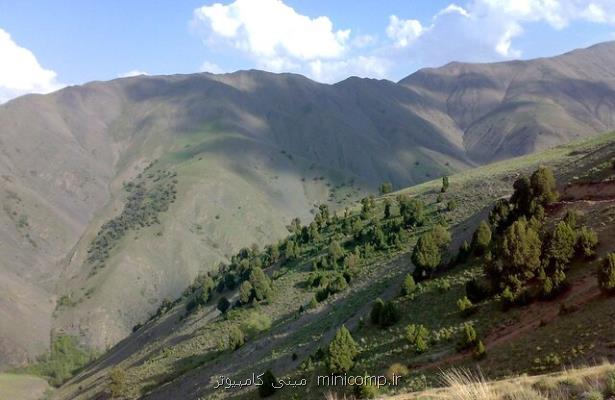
387,362,615,400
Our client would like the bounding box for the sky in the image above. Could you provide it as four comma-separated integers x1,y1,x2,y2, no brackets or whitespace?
1,0,615,102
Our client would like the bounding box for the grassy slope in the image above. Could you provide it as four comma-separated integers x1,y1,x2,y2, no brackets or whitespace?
54,132,615,400
0,373,51,400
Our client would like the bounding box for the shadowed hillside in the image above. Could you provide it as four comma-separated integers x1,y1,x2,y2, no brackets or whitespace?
2,41,615,371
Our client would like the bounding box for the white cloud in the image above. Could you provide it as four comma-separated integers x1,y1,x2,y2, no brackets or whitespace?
193,0,350,63
200,61,225,74
385,0,615,71
0,28,62,103
118,70,149,78
386,15,424,48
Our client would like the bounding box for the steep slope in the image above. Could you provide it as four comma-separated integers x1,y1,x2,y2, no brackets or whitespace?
3,41,615,369
401,41,615,162
0,71,468,367
52,132,615,400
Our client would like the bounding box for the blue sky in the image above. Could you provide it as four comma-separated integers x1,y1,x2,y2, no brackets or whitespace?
1,0,614,102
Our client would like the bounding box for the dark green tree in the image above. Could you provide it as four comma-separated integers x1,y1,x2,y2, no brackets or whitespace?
383,198,393,219
239,281,253,305
378,301,400,328
599,253,615,295
217,296,230,314
258,370,277,398
249,267,272,301
379,182,393,195
472,221,492,255
327,325,359,374
228,326,245,350
405,324,430,354
530,166,559,205
546,221,576,268
576,226,598,258
401,274,416,296
441,175,450,192
370,298,385,325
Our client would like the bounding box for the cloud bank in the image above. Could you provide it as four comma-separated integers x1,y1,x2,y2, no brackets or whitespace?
193,0,615,82
0,28,63,103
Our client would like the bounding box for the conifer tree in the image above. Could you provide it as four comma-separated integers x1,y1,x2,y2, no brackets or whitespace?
249,267,272,301
576,226,598,258
327,325,359,374
239,281,253,305
599,253,615,295
472,221,492,255
258,370,277,397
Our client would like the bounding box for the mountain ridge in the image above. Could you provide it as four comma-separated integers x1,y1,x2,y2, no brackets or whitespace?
1,41,615,369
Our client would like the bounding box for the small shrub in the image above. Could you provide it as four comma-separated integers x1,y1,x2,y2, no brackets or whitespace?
108,367,126,398
258,369,277,398
473,340,486,360
457,296,475,317
598,253,615,295
465,278,492,303
385,363,409,381
354,373,379,399
576,226,598,259
228,326,245,350
401,274,416,296
605,371,615,396
405,324,430,354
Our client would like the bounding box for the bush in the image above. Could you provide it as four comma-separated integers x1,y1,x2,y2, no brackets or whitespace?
598,253,615,295
457,323,478,351
239,281,253,305
258,370,277,398
217,297,231,314
405,324,430,354
378,301,400,328
575,226,598,259
379,182,393,195
249,267,272,301
471,221,492,254
354,373,379,399
108,367,126,398
401,274,416,296
546,221,576,268
228,326,245,350
370,298,385,325
473,340,486,360
327,326,359,374
456,296,475,316
465,278,492,303
385,363,409,381
605,371,615,396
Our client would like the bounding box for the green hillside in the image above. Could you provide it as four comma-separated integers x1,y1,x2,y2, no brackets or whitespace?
48,131,615,400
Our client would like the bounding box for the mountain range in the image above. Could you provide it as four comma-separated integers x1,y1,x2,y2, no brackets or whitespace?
1,41,615,369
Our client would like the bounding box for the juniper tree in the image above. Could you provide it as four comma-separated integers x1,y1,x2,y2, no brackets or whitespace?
239,281,253,305
249,266,272,301
327,325,359,374
217,296,230,314
379,182,393,194
441,175,450,193
370,298,385,325
599,253,615,295
546,221,576,268
575,226,598,258
258,369,277,397
401,274,416,296
228,326,245,350
472,221,492,255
